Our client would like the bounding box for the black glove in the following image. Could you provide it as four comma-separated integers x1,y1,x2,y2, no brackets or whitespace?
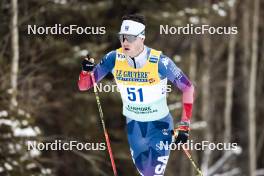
82,57,95,72
172,121,190,144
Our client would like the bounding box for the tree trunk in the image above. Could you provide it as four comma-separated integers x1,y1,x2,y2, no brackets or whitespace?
10,0,19,110
189,41,197,82
256,37,264,159
201,33,212,176
234,0,251,174
224,1,237,144
248,0,259,174
201,2,212,172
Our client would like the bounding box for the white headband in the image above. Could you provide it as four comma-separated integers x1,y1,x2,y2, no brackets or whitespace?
119,20,145,38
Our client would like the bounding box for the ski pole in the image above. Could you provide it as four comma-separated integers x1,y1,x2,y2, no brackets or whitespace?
182,146,203,176
89,57,118,176
173,130,203,176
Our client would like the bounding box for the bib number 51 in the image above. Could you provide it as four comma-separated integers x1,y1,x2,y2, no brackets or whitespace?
127,88,143,102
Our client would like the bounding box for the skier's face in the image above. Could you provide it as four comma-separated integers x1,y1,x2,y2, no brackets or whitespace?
120,35,144,57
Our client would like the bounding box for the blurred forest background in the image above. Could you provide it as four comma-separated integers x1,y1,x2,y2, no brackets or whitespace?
0,0,263,175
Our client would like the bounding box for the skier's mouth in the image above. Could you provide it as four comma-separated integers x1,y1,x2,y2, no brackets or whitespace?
124,47,130,51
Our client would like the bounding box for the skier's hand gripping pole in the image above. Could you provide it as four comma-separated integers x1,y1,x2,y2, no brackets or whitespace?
172,124,203,176
87,55,118,176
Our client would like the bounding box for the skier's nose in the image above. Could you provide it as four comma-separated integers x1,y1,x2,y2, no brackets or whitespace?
123,38,129,44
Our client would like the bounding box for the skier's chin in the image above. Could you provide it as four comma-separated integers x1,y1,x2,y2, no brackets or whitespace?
123,50,133,57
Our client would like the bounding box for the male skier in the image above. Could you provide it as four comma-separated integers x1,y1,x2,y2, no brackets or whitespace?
78,14,194,176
